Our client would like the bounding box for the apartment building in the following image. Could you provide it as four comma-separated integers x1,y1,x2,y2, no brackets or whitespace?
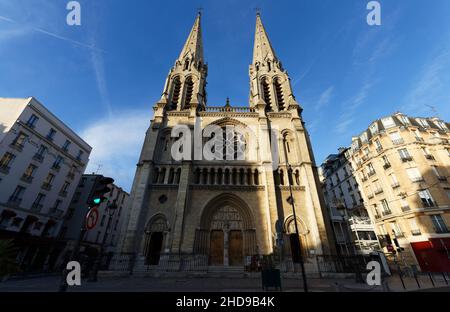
57,174,130,272
346,112,450,272
320,149,380,256
0,97,91,272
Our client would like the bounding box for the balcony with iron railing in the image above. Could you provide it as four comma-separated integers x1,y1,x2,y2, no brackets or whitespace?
391,182,400,189
376,146,383,153
41,182,52,191
392,138,405,145
9,141,24,152
425,154,435,161
415,137,424,142
368,170,376,177
20,174,34,184
437,176,448,182
411,229,421,236
401,156,413,162
33,153,44,162
7,196,22,207
31,203,43,212
382,209,392,216
0,165,11,174
383,163,391,170
401,206,411,212
59,190,68,197
367,193,374,199
374,213,381,219
374,188,384,195
67,172,75,180
411,177,425,183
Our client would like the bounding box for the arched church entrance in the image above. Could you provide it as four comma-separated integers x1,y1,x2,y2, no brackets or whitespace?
143,215,169,265
195,194,257,267
284,216,309,261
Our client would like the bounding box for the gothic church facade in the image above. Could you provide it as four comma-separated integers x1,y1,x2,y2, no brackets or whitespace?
114,13,334,273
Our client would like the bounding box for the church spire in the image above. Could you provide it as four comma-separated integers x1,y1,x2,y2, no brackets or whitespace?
253,13,277,65
157,13,208,113
249,13,300,113
178,12,204,66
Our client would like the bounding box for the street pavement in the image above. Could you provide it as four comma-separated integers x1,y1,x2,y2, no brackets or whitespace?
0,273,449,292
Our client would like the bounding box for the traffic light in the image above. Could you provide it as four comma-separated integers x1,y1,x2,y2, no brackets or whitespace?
88,176,114,207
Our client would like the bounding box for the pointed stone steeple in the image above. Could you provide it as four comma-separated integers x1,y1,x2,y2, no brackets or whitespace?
253,13,277,65
178,12,204,66
249,13,300,114
156,13,208,114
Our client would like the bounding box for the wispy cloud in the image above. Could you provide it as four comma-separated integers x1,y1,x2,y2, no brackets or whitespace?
316,85,334,111
401,48,450,116
0,14,104,52
80,110,151,192
90,45,113,117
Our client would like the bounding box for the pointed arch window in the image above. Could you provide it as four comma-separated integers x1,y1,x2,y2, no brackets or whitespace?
274,78,285,110
183,77,194,109
184,59,190,70
261,78,272,111
170,77,182,110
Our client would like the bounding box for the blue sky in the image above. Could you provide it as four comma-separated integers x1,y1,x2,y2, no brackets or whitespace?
1,0,450,192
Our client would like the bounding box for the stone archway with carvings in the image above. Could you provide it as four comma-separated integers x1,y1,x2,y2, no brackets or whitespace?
142,214,170,265
194,193,257,266
283,215,310,259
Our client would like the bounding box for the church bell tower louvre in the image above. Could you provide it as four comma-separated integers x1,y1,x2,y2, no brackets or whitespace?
112,12,335,274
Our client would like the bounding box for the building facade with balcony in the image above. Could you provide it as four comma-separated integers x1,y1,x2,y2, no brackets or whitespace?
320,149,380,256
56,174,130,272
346,112,450,272
0,97,91,272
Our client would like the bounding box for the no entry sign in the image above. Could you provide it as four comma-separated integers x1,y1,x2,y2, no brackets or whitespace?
86,207,99,230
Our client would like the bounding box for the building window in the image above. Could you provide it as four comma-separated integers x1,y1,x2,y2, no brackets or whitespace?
430,215,449,233
46,128,57,141
406,168,423,183
22,164,37,182
416,118,429,128
34,145,47,161
369,123,379,135
62,140,71,152
0,152,16,171
46,173,55,185
53,199,62,211
418,189,435,207
9,186,26,204
53,155,64,170
366,163,376,176
76,150,84,161
374,139,382,152
398,148,412,161
12,132,28,149
382,155,391,169
32,193,46,211
398,115,410,125
381,199,391,215
60,182,70,196
26,114,39,128
381,117,396,129
409,218,421,235
390,222,403,237
390,132,404,145
390,174,399,188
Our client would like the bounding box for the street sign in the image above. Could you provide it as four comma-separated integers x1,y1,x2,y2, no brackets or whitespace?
86,207,99,230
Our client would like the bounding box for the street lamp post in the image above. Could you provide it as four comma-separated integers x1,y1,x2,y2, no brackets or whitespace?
88,201,118,282
282,134,308,292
